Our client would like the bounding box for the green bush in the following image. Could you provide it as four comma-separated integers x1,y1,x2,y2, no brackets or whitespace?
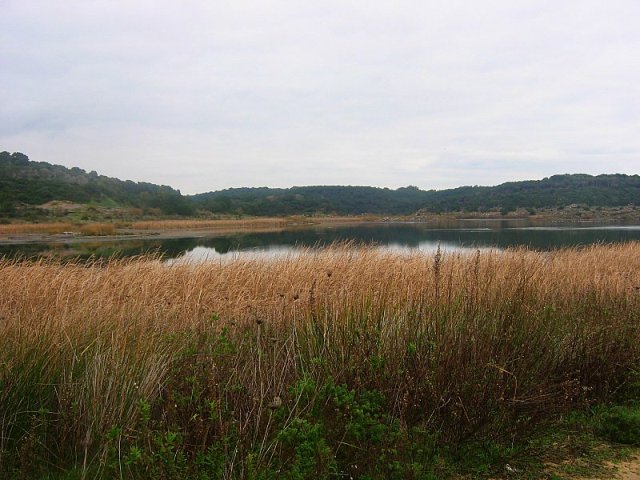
277,418,335,480
596,406,640,445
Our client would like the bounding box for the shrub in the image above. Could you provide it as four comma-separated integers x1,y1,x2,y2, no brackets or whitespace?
596,406,640,445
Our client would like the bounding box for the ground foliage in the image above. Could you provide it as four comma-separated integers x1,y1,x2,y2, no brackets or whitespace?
1,244,639,478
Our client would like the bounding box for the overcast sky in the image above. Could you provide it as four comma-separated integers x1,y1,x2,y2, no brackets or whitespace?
1,1,639,194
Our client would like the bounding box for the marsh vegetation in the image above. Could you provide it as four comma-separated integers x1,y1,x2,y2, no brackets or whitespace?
1,243,639,478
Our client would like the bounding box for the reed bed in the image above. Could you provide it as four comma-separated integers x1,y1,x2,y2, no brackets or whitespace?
0,222,117,236
129,218,289,230
77,223,117,236
0,222,77,235
1,243,639,478
129,216,372,231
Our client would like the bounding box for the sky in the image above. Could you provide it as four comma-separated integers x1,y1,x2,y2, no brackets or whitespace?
1,0,639,194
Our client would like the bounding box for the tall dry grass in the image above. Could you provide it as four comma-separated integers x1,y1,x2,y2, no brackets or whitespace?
0,222,117,236
128,216,373,231
129,218,289,230
0,243,639,476
77,223,117,236
0,222,77,235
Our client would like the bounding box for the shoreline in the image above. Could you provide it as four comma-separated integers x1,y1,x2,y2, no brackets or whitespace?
0,218,374,245
2,215,640,246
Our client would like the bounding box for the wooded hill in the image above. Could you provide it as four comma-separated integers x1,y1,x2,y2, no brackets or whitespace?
0,151,194,217
1,151,639,218
191,175,640,216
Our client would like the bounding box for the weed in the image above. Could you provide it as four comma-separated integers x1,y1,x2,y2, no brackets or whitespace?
1,243,640,477
595,405,640,445
276,418,335,480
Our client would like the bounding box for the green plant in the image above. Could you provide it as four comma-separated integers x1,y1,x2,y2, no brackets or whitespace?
277,418,335,480
2,244,640,477
596,406,640,445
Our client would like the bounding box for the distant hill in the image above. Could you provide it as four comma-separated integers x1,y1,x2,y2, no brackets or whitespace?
1,151,639,219
191,185,429,216
192,175,640,216
0,151,194,217
417,174,640,214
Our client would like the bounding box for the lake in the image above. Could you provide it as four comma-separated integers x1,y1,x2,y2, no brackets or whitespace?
3,219,640,262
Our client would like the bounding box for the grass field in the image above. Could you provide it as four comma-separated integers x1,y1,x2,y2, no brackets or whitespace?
128,218,291,230
0,219,286,235
0,222,79,234
0,222,117,236
1,243,639,478
0,216,367,236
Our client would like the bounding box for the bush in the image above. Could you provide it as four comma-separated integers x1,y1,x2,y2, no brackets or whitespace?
596,406,640,445
78,223,116,236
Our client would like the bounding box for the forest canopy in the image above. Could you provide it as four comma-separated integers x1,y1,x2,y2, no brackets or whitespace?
1,151,638,218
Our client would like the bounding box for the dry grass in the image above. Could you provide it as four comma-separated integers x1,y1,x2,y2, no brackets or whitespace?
77,222,117,236
0,222,77,235
129,216,376,231
0,216,374,237
129,218,289,230
1,243,639,476
0,222,117,236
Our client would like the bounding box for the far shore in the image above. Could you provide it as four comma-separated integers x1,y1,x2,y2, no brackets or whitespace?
1,209,639,245
0,216,378,245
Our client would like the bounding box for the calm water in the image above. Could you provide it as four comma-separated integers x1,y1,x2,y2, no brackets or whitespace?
2,220,640,262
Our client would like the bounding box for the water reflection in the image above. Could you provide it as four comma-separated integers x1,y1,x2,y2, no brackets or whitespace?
2,222,640,262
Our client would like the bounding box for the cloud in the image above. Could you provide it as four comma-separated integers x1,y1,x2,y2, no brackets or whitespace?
1,0,639,193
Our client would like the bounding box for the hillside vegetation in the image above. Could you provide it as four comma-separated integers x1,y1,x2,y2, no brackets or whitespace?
0,151,194,218
2,151,639,219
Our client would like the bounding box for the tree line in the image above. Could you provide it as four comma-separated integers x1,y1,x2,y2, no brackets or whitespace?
0,152,193,217
1,151,639,218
